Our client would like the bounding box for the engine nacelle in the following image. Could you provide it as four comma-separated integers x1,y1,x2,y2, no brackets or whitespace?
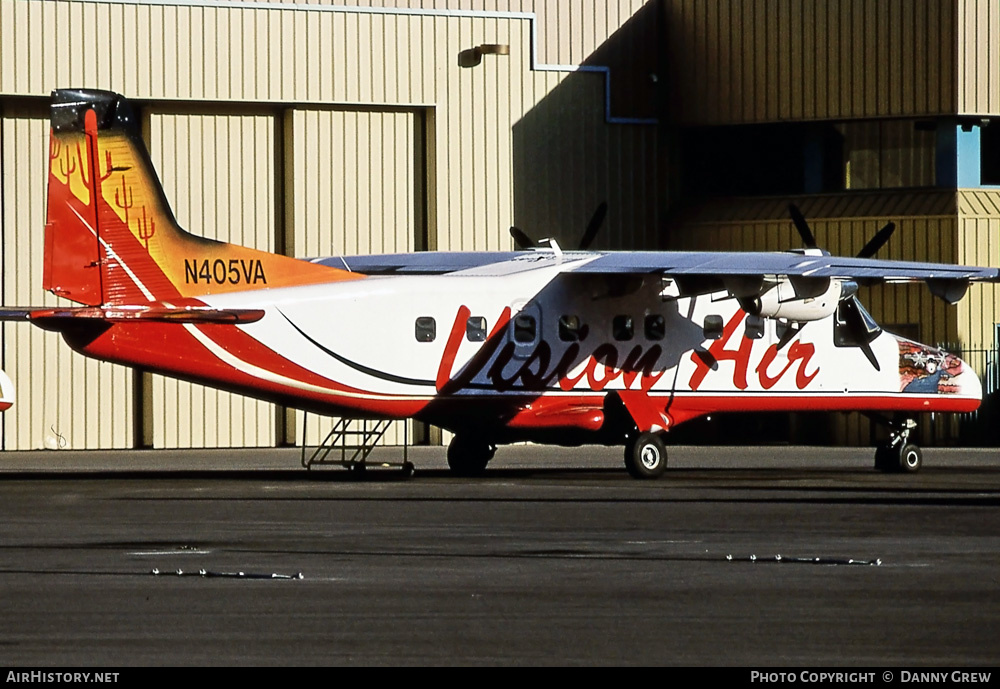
739,278,843,322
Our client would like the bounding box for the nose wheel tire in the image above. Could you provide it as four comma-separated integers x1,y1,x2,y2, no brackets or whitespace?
897,443,922,473
624,432,668,479
874,442,922,473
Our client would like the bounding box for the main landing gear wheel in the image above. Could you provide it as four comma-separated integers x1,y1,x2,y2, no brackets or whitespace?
447,435,496,477
624,432,668,479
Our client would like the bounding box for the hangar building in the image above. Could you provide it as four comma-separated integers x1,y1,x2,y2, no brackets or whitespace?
0,0,996,450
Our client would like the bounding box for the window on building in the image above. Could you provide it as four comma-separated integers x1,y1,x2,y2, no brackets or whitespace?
678,119,936,197
981,123,1000,185
415,317,436,342
837,121,936,190
679,123,808,197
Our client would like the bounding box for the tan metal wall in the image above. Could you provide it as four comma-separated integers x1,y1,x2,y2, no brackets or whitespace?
512,72,661,250
663,0,959,125
0,0,661,242
147,111,279,448
260,0,653,71
957,191,1000,351
288,107,420,446
0,0,660,449
0,112,134,450
958,0,1000,115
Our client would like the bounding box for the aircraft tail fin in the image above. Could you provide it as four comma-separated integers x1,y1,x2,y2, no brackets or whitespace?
44,89,358,306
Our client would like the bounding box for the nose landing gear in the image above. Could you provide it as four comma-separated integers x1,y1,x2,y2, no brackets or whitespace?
872,416,922,473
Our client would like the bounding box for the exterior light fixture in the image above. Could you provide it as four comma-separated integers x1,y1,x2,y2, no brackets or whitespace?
458,43,510,68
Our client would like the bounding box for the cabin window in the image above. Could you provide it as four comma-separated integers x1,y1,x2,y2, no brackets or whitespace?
559,315,582,342
613,315,634,341
644,314,665,341
744,315,764,340
703,315,724,340
415,316,436,342
514,314,537,343
466,316,487,342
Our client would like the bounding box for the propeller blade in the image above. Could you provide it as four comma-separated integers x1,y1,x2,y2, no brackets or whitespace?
509,226,535,250
788,204,817,249
578,201,608,250
775,322,800,350
855,222,896,259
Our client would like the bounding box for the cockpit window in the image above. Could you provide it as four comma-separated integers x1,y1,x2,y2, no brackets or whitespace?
834,299,882,347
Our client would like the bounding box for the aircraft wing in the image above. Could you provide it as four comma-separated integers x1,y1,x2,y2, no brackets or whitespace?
310,252,523,275
565,251,1000,282
314,249,998,282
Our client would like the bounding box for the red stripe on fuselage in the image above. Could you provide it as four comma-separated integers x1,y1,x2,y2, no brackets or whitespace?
68,320,426,417
63,318,981,430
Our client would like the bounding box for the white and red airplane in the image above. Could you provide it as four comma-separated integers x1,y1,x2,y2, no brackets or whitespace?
3,89,997,477
0,370,14,413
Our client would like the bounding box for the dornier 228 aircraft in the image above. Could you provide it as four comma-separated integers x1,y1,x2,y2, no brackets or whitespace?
2,89,998,478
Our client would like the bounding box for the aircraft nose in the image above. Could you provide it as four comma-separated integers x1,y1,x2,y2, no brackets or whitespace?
953,354,983,400
897,341,983,407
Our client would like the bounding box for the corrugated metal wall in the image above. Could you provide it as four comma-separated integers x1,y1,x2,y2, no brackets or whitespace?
288,107,420,446
0,111,134,450
259,0,652,70
663,0,958,125
957,191,1000,351
147,111,279,448
0,0,659,248
0,0,660,449
663,0,1000,123
958,0,1000,115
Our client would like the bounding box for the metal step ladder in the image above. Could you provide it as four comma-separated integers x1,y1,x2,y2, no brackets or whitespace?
300,414,412,475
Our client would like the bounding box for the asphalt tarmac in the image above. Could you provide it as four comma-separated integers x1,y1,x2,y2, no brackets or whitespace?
0,444,998,667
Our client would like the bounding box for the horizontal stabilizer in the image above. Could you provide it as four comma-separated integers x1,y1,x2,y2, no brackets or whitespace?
0,305,264,325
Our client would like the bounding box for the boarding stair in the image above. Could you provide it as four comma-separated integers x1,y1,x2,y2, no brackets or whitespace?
300,414,413,475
